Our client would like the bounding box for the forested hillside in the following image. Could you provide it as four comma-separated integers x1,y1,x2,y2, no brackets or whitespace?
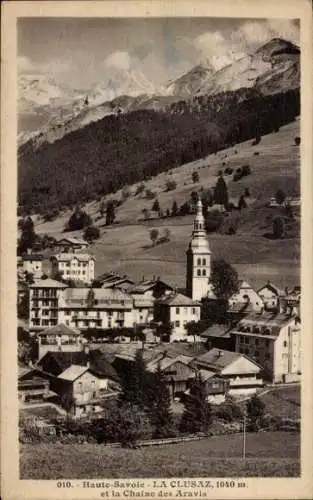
18,87,300,214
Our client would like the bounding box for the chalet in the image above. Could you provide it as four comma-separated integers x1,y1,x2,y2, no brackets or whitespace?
154,292,201,342
54,237,89,253
197,370,230,405
95,271,135,292
18,367,55,404
130,278,173,299
257,281,284,311
194,348,263,395
37,323,81,345
228,280,264,313
230,312,301,383
55,365,110,417
146,354,196,398
279,286,301,317
200,324,235,352
50,253,95,283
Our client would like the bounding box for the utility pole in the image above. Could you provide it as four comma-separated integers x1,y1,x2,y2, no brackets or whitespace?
242,406,247,460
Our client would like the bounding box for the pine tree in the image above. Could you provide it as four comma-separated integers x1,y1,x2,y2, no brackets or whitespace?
150,364,174,438
18,216,37,254
119,349,151,410
171,200,178,217
213,175,228,208
106,200,116,226
180,373,212,434
152,198,160,213
210,259,239,302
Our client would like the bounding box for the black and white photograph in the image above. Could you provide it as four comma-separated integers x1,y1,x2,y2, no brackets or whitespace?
1,1,313,498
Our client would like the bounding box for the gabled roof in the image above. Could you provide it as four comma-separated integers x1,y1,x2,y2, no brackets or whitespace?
37,349,119,380
30,278,67,288
96,272,135,288
157,292,199,307
22,254,44,261
37,323,80,337
200,324,232,339
146,354,194,373
227,302,255,314
50,253,94,262
257,281,284,296
195,348,261,372
237,312,297,328
56,237,88,246
130,279,173,294
58,364,89,381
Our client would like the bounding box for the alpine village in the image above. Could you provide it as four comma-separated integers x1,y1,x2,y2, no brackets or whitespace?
18,35,301,479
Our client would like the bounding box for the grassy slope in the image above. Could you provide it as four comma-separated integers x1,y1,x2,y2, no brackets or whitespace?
36,119,300,291
259,385,301,420
20,431,300,479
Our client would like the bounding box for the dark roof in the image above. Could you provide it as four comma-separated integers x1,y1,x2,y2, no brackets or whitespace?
37,349,119,381
130,279,173,294
195,348,262,371
227,302,255,314
22,254,44,261
200,324,232,339
156,292,199,306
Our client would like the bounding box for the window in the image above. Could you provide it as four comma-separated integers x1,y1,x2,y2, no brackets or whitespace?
202,269,206,276
197,258,201,265
255,339,259,345
245,337,249,344
176,307,180,314
240,336,244,343
197,269,201,276
283,341,287,347
266,353,270,359
266,340,269,347
42,319,49,326
192,308,196,314
183,307,187,315
202,258,206,265
175,320,180,327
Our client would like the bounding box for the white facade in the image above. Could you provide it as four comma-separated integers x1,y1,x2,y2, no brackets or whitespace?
186,199,211,301
22,255,43,278
232,314,301,383
229,281,264,312
50,253,95,283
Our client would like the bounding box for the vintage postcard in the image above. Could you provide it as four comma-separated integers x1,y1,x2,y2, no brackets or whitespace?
1,0,313,499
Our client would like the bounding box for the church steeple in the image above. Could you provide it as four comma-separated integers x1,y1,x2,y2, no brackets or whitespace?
186,199,211,300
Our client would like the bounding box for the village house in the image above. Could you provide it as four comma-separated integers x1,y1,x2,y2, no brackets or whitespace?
50,253,95,283
279,286,301,317
21,250,44,278
227,280,264,313
230,312,301,383
54,237,89,253
34,324,82,359
154,292,201,342
95,271,135,292
257,281,284,311
18,366,55,404
193,348,263,396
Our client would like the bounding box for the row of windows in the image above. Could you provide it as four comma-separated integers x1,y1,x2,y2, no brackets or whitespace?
59,261,90,268
175,320,189,327
196,258,207,266
239,336,270,347
175,307,197,315
197,269,207,276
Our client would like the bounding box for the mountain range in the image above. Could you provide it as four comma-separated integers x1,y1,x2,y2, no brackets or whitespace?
19,38,300,148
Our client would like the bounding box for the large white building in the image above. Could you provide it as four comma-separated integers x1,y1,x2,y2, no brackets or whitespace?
230,312,301,383
186,199,212,301
50,253,95,283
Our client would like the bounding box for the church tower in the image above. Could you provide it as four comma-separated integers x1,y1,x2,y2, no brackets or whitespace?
186,199,211,301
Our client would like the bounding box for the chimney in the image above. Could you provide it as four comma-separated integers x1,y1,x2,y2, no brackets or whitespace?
142,275,145,281
27,248,32,255
86,360,90,369
218,350,223,358
84,344,90,355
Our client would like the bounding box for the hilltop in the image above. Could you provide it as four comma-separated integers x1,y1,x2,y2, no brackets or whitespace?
33,119,300,291
19,38,300,148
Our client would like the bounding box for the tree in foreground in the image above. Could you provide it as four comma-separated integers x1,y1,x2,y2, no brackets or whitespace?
18,216,37,254
210,258,239,304
118,349,151,410
246,394,265,431
150,364,175,438
180,373,212,434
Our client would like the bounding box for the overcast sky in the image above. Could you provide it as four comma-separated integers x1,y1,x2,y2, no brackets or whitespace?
18,17,300,89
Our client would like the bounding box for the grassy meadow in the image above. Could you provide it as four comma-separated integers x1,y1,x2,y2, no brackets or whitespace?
35,119,300,290
20,431,300,479
259,385,301,420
